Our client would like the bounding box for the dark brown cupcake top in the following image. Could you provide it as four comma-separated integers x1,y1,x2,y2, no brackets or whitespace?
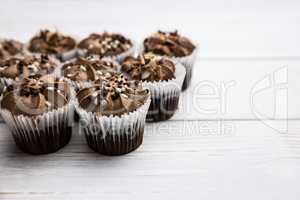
29,29,76,55
1,75,70,116
0,39,24,61
77,74,149,117
121,53,175,82
0,54,58,80
62,56,118,82
143,30,196,57
78,32,132,57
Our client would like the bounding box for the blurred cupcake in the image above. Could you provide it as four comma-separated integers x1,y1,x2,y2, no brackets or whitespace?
78,32,135,62
122,53,185,122
62,56,119,91
143,30,197,90
28,29,77,61
0,39,24,62
76,74,150,155
0,75,74,154
0,54,59,92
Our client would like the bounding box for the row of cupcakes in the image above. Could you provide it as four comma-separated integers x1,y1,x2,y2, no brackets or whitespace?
0,30,196,156
0,29,198,90
0,58,182,155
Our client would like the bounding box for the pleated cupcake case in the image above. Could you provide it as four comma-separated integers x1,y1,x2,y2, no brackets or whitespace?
75,94,151,155
141,62,186,122
0,83,76,154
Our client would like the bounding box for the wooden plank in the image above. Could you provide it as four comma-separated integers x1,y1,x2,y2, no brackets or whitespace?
0,0,300,58
174,59,300,120
1,120,300,199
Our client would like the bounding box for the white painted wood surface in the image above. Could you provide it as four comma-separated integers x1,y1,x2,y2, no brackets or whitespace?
1,0,300,199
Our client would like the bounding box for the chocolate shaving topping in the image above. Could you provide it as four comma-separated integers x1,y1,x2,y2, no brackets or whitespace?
0,54,58,79
1,75,70,116
78,32,132,57
77,74,149,116
29,29,76,55
62,56,118,82
143,30,196,57
121,53,176,82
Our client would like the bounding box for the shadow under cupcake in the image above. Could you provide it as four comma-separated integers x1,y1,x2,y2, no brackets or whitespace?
0,75,74,154
76,74,150,155
121,53,186,122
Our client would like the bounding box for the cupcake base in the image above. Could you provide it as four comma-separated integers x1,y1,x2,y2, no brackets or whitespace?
0,92,75,155
182,66,193,91
142,63,185,122
84,123,144,155
12,126,72,155
76,95,151,156
146,95,179,122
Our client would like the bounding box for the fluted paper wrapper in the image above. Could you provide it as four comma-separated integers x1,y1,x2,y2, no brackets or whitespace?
77,39,137,63
58,49,77,62
0,89,75,154
142,63,186,122
139,44,198,91
173,46,198,90
76,96,151,155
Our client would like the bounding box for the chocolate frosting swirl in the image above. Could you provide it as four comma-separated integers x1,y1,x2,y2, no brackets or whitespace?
78,32,132,57
1,75,70,116
143,30,196,57
29,29,76,55
0,39,23,61
62,56,118,82
0,54,58,80
121,53,175,82
77,74,149,116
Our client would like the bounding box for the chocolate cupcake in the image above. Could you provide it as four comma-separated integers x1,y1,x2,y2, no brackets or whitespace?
78,32,135,62
0,75,74,154
122,53,185,122
0,54,59,88
28,29,77,61
0,39,24,61
143,30,198,90
76,74,150,155
0,54,59,91
62,56,119,91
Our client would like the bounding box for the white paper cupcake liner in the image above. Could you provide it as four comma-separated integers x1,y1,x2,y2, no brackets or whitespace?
139,44,199,91
141,63,186,122
0,86,76,154
75,95,151,155
58,49,78,62
173,46,199,90
77,38,137,63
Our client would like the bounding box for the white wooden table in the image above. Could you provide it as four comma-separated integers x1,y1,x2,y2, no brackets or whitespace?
1,0,300,199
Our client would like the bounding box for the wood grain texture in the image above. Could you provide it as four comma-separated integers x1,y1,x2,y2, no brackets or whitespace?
0,0,300,58
1,0,300,199
1,121,300,200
